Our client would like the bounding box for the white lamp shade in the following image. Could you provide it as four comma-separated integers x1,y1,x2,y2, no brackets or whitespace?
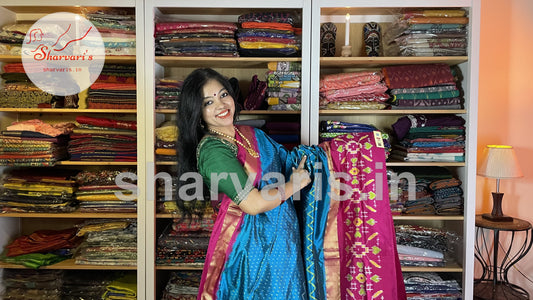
477,145,523,179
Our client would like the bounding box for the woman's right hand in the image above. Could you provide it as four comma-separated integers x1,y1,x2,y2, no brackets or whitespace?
289,155,311,192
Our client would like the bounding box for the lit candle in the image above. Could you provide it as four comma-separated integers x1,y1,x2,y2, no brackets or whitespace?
345,13,350,46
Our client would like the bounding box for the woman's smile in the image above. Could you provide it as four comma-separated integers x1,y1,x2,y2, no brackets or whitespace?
216,109,232,119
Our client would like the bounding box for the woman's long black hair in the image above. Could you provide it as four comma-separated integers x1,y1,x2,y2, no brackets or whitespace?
176,68,238,205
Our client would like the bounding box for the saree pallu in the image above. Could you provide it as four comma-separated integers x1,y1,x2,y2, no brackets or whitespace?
198,126,405,299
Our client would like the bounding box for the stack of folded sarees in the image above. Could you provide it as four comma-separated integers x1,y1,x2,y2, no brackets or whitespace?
429,177,464,215
61,270,120,300
84,8,136,56
156,177,178,214
1,269,65,299
265,61,301,111
389,166,461,216
161,271,202,300
155,21,239,57
0,23,31,56
403,272,462,299
390,114,466,162
384,8,468,57
155,121,178,162
383,63,463,109
68,115,137,162
73,169,137,213
395,224,457,268
1,228,81,269
85,64,136,109
0,168,78,213
0,119,74,166
155,78,183,109
156,205,215,267
75,219,137,266
236,11,301,57
319,70,390,110
0,63,54,108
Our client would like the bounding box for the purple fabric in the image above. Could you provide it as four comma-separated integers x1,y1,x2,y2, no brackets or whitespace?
392,114,465,140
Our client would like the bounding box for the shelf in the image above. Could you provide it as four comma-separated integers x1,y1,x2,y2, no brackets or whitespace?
0,2,136,12
155,56,301,68
401,262,463,273
0,212,137,218
156,109,301,115
156,161,177,166
0,108,137,114
56,161,137,166
320,56,468,68
393,215,464,221
319,109,467,115
157,213,184,218
156,264,203,270
0,259,136,270
385,161,465,167
0,55,136,64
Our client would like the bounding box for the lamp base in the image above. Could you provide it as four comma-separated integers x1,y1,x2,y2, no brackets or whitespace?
481,213,514,222
482,192,514,222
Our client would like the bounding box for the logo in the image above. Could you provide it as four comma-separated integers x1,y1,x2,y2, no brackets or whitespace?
21,12,105,96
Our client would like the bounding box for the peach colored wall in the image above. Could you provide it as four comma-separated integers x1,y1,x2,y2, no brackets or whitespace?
478,0,533,295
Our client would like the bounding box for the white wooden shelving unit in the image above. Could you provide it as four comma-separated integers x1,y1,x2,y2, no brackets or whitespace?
309,1,480,298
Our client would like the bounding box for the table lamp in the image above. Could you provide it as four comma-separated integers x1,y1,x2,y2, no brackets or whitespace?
477,145,523,222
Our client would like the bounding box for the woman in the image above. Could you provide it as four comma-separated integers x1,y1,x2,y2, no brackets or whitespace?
177,68,311,299
177,68,406,300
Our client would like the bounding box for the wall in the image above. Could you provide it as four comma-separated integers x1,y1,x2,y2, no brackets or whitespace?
477,0,533,295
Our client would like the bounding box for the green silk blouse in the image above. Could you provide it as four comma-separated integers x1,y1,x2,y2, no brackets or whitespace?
196,136,254,205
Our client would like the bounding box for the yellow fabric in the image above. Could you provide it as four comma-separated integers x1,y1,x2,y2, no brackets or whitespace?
76,193,135,201
163,201,178,212
104,273,137,299
267,97,280,105
78,89,88,109
76,221,130,236
3,183,75,193
155,148,176,156
238,41,299,50
0,201,70,208
155,122,178,142
419,9,466,17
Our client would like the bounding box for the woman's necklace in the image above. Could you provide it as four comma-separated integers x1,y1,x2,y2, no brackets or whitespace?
208,126,260,158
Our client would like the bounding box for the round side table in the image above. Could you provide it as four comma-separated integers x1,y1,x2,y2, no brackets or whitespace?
474,215,533,299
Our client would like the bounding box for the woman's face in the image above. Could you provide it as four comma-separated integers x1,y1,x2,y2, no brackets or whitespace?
201,79,235,132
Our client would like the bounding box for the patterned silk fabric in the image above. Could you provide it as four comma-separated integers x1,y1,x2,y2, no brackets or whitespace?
329,133,405,299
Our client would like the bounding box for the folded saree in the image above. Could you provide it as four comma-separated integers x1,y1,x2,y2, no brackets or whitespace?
319,71,383,91
402,9,467,18
382,63,455,89
156,22,238,32
267,61,301,72
76,115,137,131
241,22,294,32
238,12,296,25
